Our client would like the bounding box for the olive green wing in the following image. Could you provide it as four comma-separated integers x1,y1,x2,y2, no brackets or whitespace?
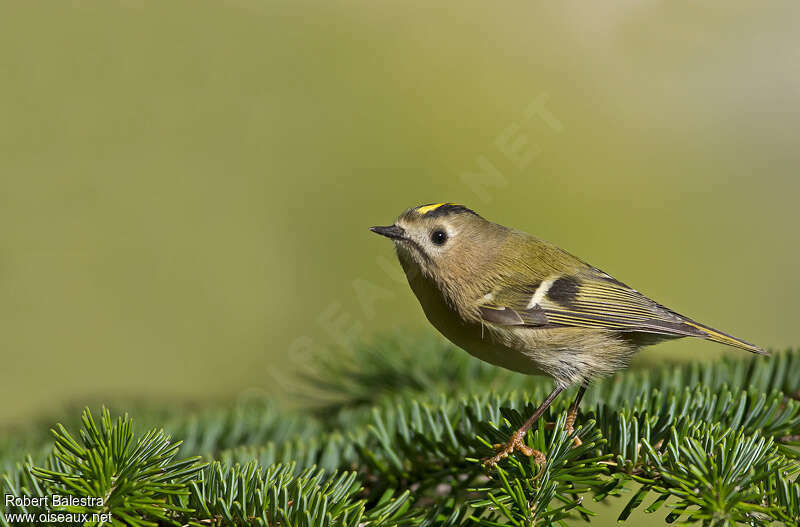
478,268,765,354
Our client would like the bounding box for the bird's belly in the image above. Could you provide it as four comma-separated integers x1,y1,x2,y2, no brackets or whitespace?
451,328,545,376
407,273,543,375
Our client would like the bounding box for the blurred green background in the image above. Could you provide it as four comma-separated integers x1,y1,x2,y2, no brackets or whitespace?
1,0,799,428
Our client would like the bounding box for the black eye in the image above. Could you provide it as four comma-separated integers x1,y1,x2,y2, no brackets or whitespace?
430,229,448,246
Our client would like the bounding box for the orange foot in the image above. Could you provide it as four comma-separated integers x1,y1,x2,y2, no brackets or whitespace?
565,406,583,447
565,422,583,447
483,431,547,469
544,421,583,446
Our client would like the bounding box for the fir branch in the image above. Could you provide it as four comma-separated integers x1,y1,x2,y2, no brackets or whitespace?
4,407,205,526
3,342,800,526
182,461,418,527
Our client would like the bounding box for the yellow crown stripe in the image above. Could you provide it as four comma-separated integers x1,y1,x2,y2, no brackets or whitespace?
416,203,451,215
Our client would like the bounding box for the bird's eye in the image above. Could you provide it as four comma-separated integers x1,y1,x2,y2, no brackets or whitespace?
430,229,448,246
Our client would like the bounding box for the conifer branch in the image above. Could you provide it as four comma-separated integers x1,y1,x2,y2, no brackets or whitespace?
2,339,799,526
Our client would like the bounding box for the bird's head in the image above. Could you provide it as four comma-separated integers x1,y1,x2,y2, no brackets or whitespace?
370,203,503,284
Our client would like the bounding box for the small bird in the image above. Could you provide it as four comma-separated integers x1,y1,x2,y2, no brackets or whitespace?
370,203,766,467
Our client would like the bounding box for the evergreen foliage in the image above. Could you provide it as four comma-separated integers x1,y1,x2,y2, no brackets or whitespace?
2,333,799,526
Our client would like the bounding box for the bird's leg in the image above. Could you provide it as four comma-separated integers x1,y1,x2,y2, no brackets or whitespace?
565,382,588,446
484,385,564,468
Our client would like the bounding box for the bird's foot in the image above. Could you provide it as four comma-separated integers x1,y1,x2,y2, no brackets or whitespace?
564,422,583,447
544,416,582,446
565,406,583,446
483,431,546,470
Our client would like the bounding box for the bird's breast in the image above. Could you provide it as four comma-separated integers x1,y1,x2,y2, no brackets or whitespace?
404,269,543,375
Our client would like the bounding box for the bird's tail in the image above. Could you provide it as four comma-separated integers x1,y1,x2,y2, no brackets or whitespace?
683,320,767,355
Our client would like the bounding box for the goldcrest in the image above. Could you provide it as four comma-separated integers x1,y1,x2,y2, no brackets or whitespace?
371,202,764,466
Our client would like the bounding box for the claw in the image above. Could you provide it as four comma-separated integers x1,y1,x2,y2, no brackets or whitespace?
544,419,583,446
483,432,546,470
565,406,583,446
565,422,583,446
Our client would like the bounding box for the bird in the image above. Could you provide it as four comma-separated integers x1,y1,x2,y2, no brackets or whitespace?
370,202,766,467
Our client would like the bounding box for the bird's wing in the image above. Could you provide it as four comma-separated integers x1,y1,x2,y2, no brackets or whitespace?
478,267,765,354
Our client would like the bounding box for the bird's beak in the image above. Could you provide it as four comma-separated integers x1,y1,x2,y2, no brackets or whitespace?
370,224,405,240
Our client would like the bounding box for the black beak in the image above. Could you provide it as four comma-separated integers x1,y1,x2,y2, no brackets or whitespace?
370,224,405,240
